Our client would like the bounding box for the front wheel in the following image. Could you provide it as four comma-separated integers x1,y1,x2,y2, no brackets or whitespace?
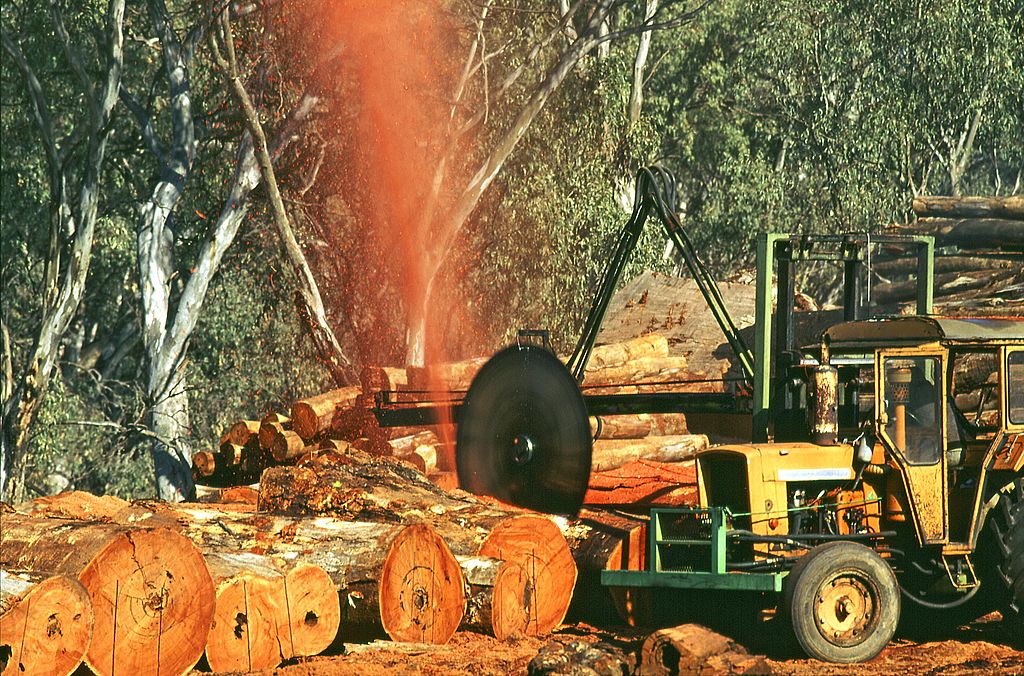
783,541,900,663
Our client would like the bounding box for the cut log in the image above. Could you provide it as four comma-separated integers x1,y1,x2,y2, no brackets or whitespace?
0,514,215,676
329,395,391,456
871,254,1023,275
258,458,576,638
395,444,437,474
588,334,669,370
0,571,93,676
203,553,287,673
292,387,361,441
223,420,260,447
911,195,1024,220
590,413,689,440
220,442,245,466
360,365,409,394
278,562,340,658
640,624,770,675
195,485,260,505
559,509,650,626
271,429,307,463
477,515,577,638
896,217,1024,249
591,434,708,472
193,450,217,478
259,413,290,450
582,356,691,388
131,503,464,645
406,358,488,391
388,430,441,456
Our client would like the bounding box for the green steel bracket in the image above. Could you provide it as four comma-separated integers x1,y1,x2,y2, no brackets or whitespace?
601,506,787,593
601,568,787,592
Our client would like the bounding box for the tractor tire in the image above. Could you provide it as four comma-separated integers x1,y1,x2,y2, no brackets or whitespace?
987,478,1024,632
783,541,900,663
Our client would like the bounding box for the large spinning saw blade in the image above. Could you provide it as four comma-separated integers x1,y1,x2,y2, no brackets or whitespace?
456,344,592,515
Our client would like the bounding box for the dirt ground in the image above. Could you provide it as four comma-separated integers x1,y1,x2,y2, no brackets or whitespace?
223,612,1022,675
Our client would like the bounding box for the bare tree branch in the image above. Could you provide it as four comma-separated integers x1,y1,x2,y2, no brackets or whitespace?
209,7,357,385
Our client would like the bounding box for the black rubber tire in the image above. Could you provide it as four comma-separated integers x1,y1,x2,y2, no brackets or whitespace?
987,478,1024,633
783,541,900,663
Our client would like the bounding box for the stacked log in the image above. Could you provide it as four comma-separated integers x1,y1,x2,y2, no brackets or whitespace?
881,195,1024,316
0,570,94,676
0,513,215,676
257,455,580,639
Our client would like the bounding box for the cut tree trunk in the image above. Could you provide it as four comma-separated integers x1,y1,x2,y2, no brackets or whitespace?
222,420,260,447
203,553,288,673
360,366,409,394
584,460,697,507
582,356,691,388
559,509,651,626
259,413,290,450
588,334,669,370
0,514,215,676
640,624,770,675
406,358,488,391
911,195,1024,220
271,430,307,463
257,458,577,638
590,413,689,440
291,387,361,441
897,217,1024,249
0,570,94,676
139,503,464,645
591,435,708,472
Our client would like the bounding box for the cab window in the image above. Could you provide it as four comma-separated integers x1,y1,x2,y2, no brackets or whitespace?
948,350,999,431
883,356,941,465
1009,351,1024,425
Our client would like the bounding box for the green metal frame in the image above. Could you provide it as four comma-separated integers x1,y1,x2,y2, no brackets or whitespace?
600,506,787,592
752,233,935,442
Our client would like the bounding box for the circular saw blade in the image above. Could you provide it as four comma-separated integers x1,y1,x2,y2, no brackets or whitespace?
456,344,592,515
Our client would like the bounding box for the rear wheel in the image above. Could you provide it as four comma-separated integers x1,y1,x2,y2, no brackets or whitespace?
987,478,1024,633
783,541,900,663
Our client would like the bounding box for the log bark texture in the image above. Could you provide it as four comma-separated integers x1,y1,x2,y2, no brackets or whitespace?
257,457,576,638
590,413,689,440
911,195,1024,220
640,624,770,675
291,387,360,441
898,217,1024,249
0,570,94,676
591,434,708,472
587,334,669,370
0,514,215,676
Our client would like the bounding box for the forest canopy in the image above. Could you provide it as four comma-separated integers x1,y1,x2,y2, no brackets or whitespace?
2,0,1021,501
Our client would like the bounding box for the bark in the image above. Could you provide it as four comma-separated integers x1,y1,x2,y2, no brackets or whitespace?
898,217,1024,249
589,334,669,370
0,570,94,676
911,194,1024,220
591,434,708,472
291,387,361,440
640,624,770,675
627,0,659,127
0,513,215,676
0,0,125,502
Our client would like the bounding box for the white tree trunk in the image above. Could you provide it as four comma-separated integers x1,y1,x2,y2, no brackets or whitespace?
148,367,194,501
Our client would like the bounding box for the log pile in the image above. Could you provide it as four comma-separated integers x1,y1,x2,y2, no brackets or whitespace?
884,195,1024,316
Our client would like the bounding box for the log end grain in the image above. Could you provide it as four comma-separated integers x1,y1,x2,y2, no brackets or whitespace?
281,563,340,658
78,528,215,676
205,575,283,673
479,515,577,637
379,524,465,645
0,573,94,676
